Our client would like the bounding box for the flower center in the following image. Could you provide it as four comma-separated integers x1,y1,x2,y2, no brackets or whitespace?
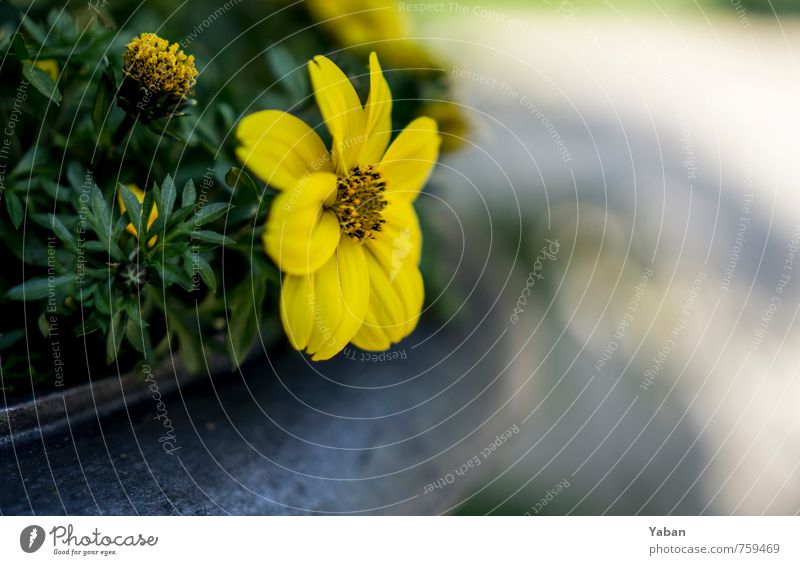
330,165,388,242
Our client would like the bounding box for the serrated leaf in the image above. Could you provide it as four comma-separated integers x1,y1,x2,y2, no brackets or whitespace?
7,274,73,301
22,61,62,105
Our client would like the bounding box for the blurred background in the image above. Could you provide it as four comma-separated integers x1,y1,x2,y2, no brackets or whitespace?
417,0,800,514
3,0,800,515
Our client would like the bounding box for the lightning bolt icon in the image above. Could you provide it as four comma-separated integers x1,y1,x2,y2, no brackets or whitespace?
28,527,38,549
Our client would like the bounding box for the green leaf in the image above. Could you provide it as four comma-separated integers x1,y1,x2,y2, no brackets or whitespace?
6,33,29,61
158,174,177,222
5,191,24,229
181,179,197,207
22,61,62,105
12,146,48,179
119,183,143,232
188,202,231,228
190,230,232,246
49,214,80,253
266,46,309,101
7,274,73,301
20,15,46,44
94,283,111,316
157,261,194,290
139,187,156,253
167,205,195,226
106,310,125,363
66,161,86,192
75,317,101,337
124,305,151,358
225,275,266,368
91,68,115,139
89,185,112,245
40,178,71,202
0,329,25,349
172,312,206,375
182,250,216,293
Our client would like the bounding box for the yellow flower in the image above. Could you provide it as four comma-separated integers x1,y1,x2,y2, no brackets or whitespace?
123,33,197,97
117,184,158,248
305,0,434,70
236,53,440,361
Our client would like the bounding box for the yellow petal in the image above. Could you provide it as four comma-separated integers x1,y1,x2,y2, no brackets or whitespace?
309,237,369,361
280,274,315,351
236,110,332,192
305,253,344,355
356,249,424,348
308,55,365,174
351,310,392,352
263,173,340,275
377,116,440,201
361,250,406,343
365,197,422,273
390,257,424,337
359,52,392,165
